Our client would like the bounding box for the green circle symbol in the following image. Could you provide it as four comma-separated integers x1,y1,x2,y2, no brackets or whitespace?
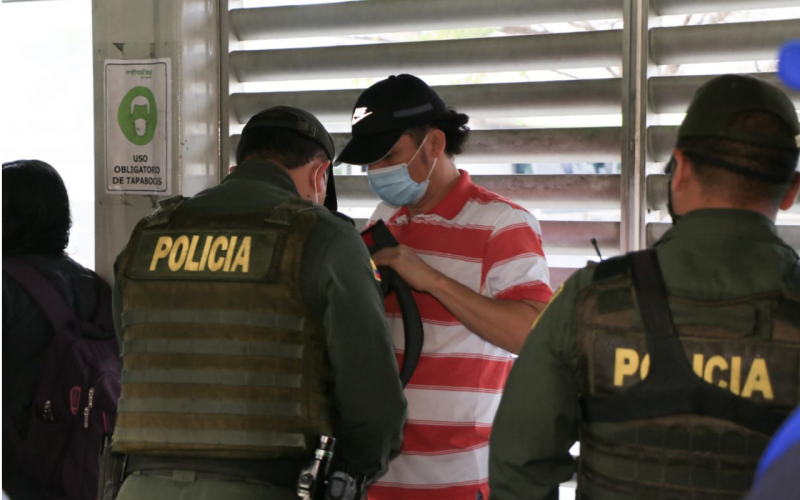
118,86,158,146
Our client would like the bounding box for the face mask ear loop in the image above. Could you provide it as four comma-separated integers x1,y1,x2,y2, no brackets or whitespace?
406,132,431,167
425,158,438,182
313,162,324,204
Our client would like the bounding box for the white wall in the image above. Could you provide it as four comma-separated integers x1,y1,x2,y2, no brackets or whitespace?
1,0,95,269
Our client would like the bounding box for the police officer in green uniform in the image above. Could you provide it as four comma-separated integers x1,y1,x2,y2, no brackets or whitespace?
489,74,800,500
109,106,407,500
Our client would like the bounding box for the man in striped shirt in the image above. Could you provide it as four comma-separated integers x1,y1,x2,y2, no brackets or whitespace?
336,74,553,500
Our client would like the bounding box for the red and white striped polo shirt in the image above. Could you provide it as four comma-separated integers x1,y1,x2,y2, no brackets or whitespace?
365,170,552,500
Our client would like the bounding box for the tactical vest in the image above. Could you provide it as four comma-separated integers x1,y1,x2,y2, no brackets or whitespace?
576,251,800,500
113,197,334,459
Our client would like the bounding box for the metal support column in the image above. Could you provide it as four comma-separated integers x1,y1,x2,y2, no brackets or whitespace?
620,0,656,252
92,0,221,281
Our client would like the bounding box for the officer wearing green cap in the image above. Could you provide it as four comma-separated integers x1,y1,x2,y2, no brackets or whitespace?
489,74,800,499
107,105,406,500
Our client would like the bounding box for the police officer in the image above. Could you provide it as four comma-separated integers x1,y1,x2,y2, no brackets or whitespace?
489,74,800,500
109,106,406,500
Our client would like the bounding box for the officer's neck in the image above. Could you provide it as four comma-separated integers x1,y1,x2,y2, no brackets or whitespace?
680,195,779,223
407,157,460,217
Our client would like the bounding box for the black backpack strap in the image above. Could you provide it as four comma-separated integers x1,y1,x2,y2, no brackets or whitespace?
3,257,76,333
3,258,114,340
2,258,79,455
362,221,424,388
584,249,786,436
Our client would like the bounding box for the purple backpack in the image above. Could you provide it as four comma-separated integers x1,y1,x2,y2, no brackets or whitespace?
3,258,121,500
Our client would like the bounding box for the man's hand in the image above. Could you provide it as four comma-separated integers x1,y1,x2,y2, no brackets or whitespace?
371,245,443,293
373,243,547,354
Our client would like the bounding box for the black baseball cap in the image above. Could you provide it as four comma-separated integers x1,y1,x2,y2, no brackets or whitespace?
241,105,339,210
336,74,447,166
677,74,800,151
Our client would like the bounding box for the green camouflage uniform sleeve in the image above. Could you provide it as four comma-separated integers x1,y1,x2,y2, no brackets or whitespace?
302,221,407,481
489,270,586,500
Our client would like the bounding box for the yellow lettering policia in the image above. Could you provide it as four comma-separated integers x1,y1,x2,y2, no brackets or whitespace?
613,347,774,399
148,234,252,273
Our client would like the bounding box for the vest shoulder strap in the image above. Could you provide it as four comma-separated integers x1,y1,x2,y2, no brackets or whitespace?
144,195,187,229
264,199,317,226
592,254,632,283
785,259,800,300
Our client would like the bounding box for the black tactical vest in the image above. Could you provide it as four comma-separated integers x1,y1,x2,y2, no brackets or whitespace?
114,197,334,459
575,250,800,500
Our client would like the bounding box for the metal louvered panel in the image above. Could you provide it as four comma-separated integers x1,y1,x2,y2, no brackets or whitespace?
541,221,620,256
328,175,621,210
651,20,800,65
233,71,800,127
229,30,623,83
230,0,622,41
648,126,678,162
230,79,622,125
222,0,800,264
231,128,622,165
652,0,800,16
646,175,670,210
650,73,800,114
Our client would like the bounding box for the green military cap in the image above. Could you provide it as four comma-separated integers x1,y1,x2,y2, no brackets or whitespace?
677,74,800,151
242,105,339,210
242,105,336,160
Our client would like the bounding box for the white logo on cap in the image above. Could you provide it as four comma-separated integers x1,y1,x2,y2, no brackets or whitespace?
351,107,373,126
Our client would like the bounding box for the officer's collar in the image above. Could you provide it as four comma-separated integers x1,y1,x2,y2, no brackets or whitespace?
223,159,300,195
656,209,782,246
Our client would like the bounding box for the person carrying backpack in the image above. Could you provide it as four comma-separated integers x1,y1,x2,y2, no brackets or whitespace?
2,159,121,500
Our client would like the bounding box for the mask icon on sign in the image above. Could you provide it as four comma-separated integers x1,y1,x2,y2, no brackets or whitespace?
118,86,158,146
130,97,152,137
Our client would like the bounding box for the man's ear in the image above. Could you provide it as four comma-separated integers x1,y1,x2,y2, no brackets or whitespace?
670,148,692,194
779,171,800,211
429,128,447,158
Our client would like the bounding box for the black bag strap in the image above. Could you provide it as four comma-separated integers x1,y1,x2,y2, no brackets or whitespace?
3,257,76,333
3,408,22,451
584,249,786,436
363,221,424,388
2,258,76,457
3,257,114,338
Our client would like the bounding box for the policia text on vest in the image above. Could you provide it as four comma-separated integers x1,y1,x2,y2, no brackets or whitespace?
609,340,783,402
134,231,269,278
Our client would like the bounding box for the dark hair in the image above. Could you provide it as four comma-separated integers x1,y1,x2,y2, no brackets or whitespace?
678,111,800,207
3,160,72,257
406,108,471,158
236,109,329,168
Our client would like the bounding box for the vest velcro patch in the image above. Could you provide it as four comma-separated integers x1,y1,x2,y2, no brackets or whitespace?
591,331,800,408
128,230,280,281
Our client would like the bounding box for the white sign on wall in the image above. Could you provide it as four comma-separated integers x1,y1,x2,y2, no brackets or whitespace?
105,59,171,194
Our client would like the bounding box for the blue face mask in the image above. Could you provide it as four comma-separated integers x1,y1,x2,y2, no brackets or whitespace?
367,134,437,206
